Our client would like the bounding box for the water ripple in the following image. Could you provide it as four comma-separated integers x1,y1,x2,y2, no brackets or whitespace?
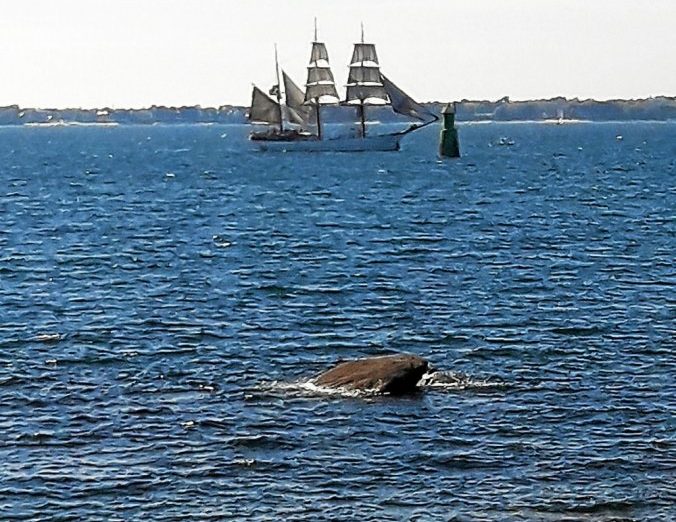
0,122,674,520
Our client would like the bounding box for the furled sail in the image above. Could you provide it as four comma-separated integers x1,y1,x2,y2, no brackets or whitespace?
248,86,281,125
380,74,435,122
282,71,312,125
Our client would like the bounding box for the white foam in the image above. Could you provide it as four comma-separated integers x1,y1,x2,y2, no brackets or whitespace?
255,372,505,399
419,371,504,390
261,379,382,398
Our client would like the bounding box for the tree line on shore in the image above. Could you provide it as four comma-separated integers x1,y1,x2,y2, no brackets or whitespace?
1,96,674,125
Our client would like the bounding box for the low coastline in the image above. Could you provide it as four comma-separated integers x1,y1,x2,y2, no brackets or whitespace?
1,96,675,126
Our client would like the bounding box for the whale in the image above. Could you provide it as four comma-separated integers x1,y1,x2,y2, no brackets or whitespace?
312,354,429,395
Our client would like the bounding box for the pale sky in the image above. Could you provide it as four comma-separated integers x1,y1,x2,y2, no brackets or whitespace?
1,0,674,108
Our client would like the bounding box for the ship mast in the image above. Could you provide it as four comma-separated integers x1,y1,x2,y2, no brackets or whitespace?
274,44,283,133
358,24,366,137
345,23,389,138
304,18,339,140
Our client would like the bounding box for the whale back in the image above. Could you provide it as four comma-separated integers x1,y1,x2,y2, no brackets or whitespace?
313,354,428,395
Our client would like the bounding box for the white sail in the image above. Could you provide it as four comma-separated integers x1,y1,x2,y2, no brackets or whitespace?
305,83,339,102
304,38,339,103
350,43,379,65
248,86,281,125
282,71,312,125
303,21,338,139
347,65,381,84
308,67,336,84
309,42,329,64
248,21,435,150
380,74,435,122
285,107,306,126
346,84,388,103
345,31,388,106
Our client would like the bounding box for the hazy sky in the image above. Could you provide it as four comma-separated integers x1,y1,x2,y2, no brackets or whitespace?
1,0,675,108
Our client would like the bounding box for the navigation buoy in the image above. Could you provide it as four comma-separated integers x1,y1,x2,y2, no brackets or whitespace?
439,103,460,158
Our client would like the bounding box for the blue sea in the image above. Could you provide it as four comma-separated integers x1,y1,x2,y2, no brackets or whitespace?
1,122,674,521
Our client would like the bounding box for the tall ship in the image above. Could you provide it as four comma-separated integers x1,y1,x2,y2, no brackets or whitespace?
248,22,438,152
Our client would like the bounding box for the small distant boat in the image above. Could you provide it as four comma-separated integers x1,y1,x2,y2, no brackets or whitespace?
544,108,581,125
493,136,515,147
248,21,438,152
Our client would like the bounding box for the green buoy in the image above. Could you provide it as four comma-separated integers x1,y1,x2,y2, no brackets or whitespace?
439,103,460,158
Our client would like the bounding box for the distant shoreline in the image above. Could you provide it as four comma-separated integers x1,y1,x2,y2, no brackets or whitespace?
1,96,674,125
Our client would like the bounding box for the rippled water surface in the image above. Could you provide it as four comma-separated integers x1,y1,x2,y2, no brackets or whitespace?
1,122,674,520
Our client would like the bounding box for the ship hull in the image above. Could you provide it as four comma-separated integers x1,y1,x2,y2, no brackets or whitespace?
252,133,401,152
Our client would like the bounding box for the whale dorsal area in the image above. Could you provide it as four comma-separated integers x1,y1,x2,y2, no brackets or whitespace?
313,354,429,395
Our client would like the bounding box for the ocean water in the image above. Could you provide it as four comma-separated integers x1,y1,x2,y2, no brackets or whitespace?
0,122,674,521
